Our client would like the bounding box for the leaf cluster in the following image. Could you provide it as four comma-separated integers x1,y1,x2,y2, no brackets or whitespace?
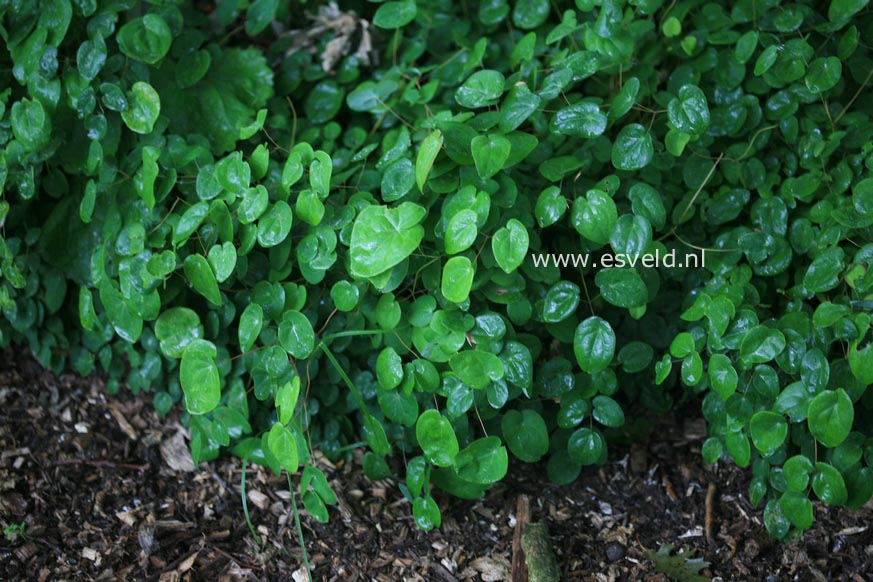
1,0,872,537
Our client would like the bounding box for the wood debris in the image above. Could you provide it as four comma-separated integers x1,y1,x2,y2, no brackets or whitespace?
279,2,376,73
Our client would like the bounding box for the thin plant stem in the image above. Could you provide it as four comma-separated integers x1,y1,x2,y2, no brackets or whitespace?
287,472,312,581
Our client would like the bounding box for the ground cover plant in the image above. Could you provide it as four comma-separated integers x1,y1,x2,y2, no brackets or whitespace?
1,0,872,544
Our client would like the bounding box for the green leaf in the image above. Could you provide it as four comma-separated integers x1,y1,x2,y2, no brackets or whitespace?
246,0,279,36
592,395,624,428
513,0,550,29
416,130,443,192
500,84,541,132
362,416,391,456
627,183,666,231
77,34,107,81
117,14,172,64
330,281,360,312
535,186,566,227
828,0,869,24
239,186,268,224
98,280,143,343
552,101,607,138
739,326,786,366
803,247,844,292
350,203,426,278
783,455,814,492
155,307,203,359
725,431,751,468
708,354,738,400
595,268,648,309
454,436,509,484
180,339,221,415
121,82,161,135
735,31,758,63
667,85,710,136
183,254,222,306
574,316,615,374
442,256,474,303
207,242,237,283
11,99,51,151
572,189,617,244
257,201,294,247
853,178,873,216
267,422,299,473
381,158,415,202
662,16,681,37
779,491,813,530
491,219,529,274
612,124,654,171
278,311,315,359
805,57,842,93
445,209,479,254
807,389,854,448
416,409,459,467
450,350,504,389
238,304,263,353
377,347,404,390
610,214,651,257
456,70,505,108
750,411,788,454
412,495,441,531
701,438,723,464
609,77,639,121
501,409,549,462
471,134,511,179
378,389,418,427
309,151,332,198
173,202,209,246
543,281,580,323
373,0,417,29
276,378,300,425
812,463,848,506
849,341,873,384
568,427,605,466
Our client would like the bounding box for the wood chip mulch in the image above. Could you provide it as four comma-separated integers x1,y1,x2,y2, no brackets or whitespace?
1,349,871,581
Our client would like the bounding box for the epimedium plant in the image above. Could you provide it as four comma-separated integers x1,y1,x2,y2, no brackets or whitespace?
1,0,872,540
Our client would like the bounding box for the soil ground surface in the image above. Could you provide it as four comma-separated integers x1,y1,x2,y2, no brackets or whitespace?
1,349,871,581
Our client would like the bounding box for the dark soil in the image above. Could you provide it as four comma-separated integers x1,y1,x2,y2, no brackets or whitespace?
1,349,871,581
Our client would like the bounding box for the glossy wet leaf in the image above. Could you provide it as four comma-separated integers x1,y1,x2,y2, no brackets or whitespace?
181,340,221,415
350,203,425,278
471,134,511,179
668,85,710,135
183,255,222,306
155,307,203,359
552,101,607,138
442,256,474,303
416,130,442,192
501,409,549,462
416,410,458,467
491,219,529,274
572,189,617,244
807,389,854,448
373,0,417,28
574,316,615,374
612,124,653,171
750,411,788,454
120,82,160,134
456,70,505,108
267,422,299,473
117,14,172,64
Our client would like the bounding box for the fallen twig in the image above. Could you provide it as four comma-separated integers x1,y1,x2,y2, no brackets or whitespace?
705,483,716,542
54,458,148,471
512,495,530,582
